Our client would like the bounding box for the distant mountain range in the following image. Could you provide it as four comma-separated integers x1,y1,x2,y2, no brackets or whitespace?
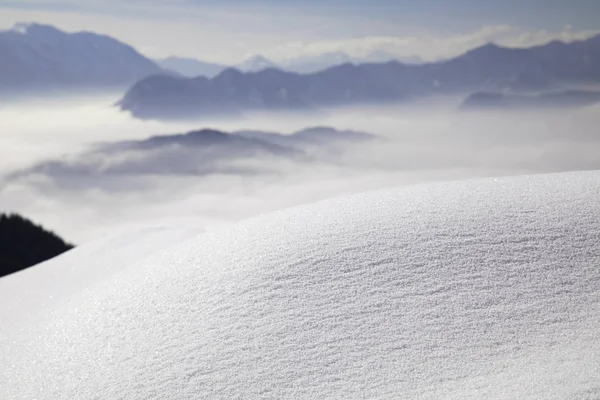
158,55,281,78
0,23,164,97
237,55,280,73
279,51,423,74
461,89,600,111
120,34,600,120
2,21,600,115
159,52,424,78
0,21,423,96
16,127,374,180
158,56,226,79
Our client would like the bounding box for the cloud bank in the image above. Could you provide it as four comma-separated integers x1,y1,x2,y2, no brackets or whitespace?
2,97,600,243
270,25,600,63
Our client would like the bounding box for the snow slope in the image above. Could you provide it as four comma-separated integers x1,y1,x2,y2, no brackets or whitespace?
0,225,203,331
2,171,600,399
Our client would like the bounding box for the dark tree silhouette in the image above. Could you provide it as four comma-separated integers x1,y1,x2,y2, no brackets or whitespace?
0,213,74,278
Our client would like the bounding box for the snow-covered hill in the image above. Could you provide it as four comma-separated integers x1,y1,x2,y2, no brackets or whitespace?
1,171,600,399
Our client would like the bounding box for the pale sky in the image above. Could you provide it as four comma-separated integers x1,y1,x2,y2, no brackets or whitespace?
0,0,598,63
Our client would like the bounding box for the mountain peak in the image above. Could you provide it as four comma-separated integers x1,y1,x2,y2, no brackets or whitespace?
120,34,600,120
0,22,163,96
157,56,226,78
461,42,513,59
216,67,245,78
236,55,279,72
11,22,33,34
10,22,63,36
471,42,505,53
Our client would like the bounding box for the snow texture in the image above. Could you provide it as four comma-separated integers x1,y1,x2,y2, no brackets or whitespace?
1,171,600,399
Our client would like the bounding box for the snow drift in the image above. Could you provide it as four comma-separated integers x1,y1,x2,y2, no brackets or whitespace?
1,171,600,399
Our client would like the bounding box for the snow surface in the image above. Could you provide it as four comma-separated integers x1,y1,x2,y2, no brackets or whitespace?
2,171,600,399
0,225,203,333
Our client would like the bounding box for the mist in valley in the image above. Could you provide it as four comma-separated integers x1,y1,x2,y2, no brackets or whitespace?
2,95,599,242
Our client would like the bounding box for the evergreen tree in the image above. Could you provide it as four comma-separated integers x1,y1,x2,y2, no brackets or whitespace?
0,213,74,278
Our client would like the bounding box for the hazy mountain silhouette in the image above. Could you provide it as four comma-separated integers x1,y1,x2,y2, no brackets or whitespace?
236,55,280,73
158,56,226,78
0,23,164,97
120,35,600,120
158,52,424,78
19,127,374,180
281,51,423,73
461,89,600,110
0,213,73,278
235,126,374,147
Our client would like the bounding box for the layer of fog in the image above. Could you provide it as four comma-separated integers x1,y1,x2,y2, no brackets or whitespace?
2,95,599,243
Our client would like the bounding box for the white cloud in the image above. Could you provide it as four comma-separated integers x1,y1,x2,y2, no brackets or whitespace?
2,96,600,242
266,25,600,63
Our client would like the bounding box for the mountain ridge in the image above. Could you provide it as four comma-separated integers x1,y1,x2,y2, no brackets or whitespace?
461,89,600,110
120,34,600,120
15,126,375,180
0,22,165,97
158,51,424,78
158,56,226,78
